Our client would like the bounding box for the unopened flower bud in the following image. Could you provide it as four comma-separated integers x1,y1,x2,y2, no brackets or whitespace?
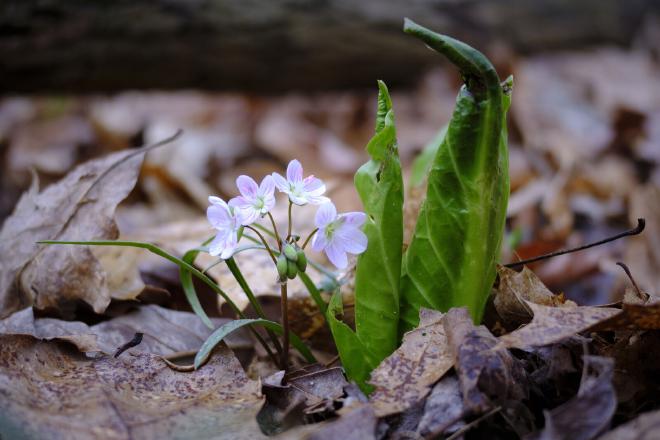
276,254,288,279
296,249,307,272
283,243,298,262
287,260,298,279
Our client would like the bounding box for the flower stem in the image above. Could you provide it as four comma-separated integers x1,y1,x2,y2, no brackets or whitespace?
302,228,318,250
280,282,290,370
225,257,284,358
267,212,282,250
245,226,277,264
287,200,293,240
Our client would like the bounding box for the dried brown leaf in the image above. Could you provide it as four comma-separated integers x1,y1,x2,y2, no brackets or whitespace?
494,266,575,325
0,145,154,318
595,409,660,440
0,335,265,439
368,308,453,417
445,308,528,415
499,302,620,350
0,305,248,357
528,356,615,440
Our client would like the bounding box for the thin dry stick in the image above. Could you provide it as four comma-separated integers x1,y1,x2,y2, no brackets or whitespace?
616,261,648,301
505,218,645,268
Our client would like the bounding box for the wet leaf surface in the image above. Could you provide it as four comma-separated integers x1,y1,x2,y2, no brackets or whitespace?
368,308,453,417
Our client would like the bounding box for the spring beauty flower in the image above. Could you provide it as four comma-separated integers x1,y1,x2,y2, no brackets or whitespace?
229,175,276,225
272,159,329,205
311,202,367,269
206,196,243,259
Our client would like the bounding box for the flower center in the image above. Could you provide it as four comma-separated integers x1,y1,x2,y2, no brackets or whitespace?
253,196,265,210
325,219,342,239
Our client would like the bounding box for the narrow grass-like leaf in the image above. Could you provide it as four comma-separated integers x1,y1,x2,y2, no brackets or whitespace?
400,19,511,330
353,81,404,363
194,318,316,369
325,291,378,393
180,238,214,329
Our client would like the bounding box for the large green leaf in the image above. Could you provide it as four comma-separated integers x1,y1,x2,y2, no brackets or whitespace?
353,81,404,363
325,291,378,393
180,240,215,329
194,318,316,369
399,19,512,330
409,125,447,188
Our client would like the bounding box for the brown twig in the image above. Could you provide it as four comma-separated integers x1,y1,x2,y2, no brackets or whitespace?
505,218,645,268
114,332,144,358
616,261,648,301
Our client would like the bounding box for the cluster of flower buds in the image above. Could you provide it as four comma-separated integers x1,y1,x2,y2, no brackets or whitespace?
206,160,368,271
276,243,307,281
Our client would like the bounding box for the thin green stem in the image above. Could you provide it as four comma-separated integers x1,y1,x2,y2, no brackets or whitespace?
253,223,276,239
280,282,290,370
245,226,277,264
226,257,284,357
287,200,293,240
39,239,280,366
302,228,318,250
267,212,282,250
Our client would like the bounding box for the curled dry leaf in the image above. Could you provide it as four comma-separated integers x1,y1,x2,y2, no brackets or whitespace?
0,144,158,319
445,307,528,415
368,308,453,417
0,306,98,352
499,301,619,350
0,335,265,440
0,305,249,357
494,265,575,325
528,356,616,440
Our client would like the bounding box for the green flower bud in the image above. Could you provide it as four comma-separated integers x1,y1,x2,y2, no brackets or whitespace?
287,260,298,279
283,244,298,262
296,249,307,272
276,255,288,279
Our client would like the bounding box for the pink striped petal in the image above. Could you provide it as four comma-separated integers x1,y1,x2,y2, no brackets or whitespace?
315,202,337,228
236,175,258,198
286,159,303,183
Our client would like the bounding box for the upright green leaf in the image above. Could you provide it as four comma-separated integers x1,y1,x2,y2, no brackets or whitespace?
353,81,404,362
325,291,378,393
409,125,447,188
400,19,512,330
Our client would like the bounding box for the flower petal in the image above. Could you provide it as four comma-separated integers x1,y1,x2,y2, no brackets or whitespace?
325,242,348,269
311,230,328,252
315,202,337,228
272,173,289,192
289,194,309,205
302,176,325,194
336,226,368,254
219,232,239,259
341,212,367,228
286,159,303,183
236,175,258,198
208,196,227,207
208,232,230,257
229,196,253,211
238,207,260,226
306,195,331,205
207,204,231,229
259,175,275,197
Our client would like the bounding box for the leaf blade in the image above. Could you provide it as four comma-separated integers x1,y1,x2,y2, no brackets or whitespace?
194,318,316,369
353,81,404,363
400,20,511,329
